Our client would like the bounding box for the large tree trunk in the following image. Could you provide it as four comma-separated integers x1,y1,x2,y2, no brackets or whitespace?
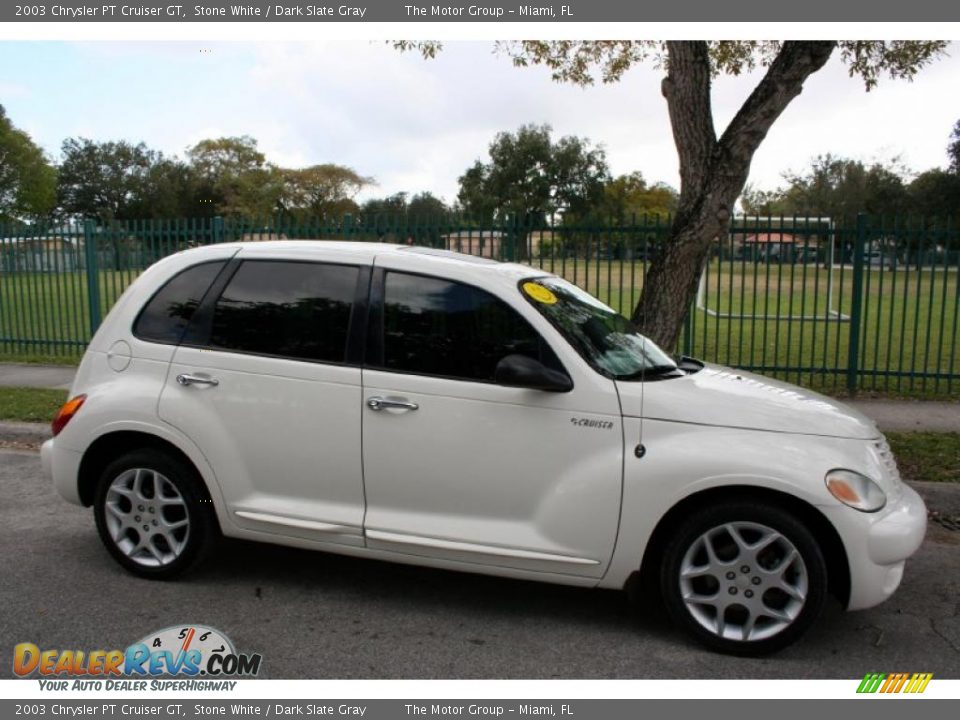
632,41,836,352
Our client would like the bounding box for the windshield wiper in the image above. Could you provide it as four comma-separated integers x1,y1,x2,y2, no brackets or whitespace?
616,364,681,381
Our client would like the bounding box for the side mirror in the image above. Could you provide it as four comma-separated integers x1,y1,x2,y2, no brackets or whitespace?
494,354,573,393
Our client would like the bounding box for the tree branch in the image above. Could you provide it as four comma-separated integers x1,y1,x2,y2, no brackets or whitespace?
662,41,717,207
716,42,836,190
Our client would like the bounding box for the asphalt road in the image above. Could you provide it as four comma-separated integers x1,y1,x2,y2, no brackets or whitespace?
2,448,958,679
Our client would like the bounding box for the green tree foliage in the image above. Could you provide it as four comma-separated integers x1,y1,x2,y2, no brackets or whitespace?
142,158,209,218
57,138,171,222
909,122,960,218
457,124,609,224
186,136,282,219
746,120,960,221
56,134,375,222
363,191,449,219
908,169,960,218
278,163,373,220
0,105,57,221
359,191,451,247
362,191,409,217
592,172,677,223
738,186,789,216
407,191,449,219
741,155,911,220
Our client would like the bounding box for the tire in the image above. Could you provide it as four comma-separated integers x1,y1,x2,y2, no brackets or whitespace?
93,447,215,579
660,500,827,656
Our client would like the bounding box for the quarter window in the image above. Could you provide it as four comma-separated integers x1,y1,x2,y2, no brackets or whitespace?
378,271,561,382
208,261,359,363
134,261,226,344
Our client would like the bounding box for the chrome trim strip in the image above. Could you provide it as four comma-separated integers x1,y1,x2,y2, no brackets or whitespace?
235,510,359,535
365,529,600,565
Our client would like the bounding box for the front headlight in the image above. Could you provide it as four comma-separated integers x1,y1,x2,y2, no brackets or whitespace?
825,469,887,512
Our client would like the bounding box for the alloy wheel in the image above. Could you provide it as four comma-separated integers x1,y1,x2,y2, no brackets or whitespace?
678,521,808,642
103,467,191,568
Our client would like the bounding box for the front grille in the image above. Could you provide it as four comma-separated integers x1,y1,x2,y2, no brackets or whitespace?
875,436,902,485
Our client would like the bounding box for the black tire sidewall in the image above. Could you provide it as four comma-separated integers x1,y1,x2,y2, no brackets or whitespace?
93,447,213,579
660,500,828,656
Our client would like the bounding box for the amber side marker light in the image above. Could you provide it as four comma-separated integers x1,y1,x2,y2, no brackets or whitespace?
825,469,887,512
52,395,86,437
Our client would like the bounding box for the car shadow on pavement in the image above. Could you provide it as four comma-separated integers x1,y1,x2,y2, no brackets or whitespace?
195,535,842,649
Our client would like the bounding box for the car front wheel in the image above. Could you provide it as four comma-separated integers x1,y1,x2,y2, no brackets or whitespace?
660,500,828,655
93,448,214,579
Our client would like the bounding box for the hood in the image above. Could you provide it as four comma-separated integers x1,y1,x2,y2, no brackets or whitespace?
616,364,879,440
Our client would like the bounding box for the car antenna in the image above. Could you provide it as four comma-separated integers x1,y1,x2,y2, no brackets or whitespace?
635,327,647,460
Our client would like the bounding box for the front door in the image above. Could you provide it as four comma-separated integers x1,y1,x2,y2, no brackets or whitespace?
361,269,623,579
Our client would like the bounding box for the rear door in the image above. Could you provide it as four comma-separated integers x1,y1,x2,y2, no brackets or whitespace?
158,253,369,548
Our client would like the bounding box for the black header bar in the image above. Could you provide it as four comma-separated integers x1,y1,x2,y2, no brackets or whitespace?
4,0,960,22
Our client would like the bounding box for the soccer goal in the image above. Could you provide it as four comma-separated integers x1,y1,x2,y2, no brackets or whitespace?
695,216,850,322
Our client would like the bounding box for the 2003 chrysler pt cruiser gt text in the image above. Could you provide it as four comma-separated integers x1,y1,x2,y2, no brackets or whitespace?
42,241,927,654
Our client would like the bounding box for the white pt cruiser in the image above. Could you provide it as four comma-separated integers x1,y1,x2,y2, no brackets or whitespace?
42,241,927,655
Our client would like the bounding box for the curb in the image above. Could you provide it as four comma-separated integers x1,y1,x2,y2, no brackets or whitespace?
0,421,51,447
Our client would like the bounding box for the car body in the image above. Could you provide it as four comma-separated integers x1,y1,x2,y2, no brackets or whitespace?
866,250,898,270
42,241,927,654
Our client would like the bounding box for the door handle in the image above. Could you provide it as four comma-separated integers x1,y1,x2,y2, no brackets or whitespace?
176,373,219,387
367,396,419,412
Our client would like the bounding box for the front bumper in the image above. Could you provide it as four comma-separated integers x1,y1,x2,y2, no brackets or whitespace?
822,483,927,611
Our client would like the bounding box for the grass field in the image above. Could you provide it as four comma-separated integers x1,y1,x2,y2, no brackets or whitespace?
0,387,67,423
2,258,959,397
886,432,960,484
0,267,142,362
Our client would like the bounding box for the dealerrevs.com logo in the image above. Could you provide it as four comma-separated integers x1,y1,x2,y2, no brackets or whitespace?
13,625,262,690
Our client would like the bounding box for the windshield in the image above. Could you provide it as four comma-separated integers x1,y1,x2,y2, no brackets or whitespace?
519,277,677,380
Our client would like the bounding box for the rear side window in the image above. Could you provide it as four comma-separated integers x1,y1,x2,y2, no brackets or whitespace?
134,261,226,344
208,260,359,363
377,271,561,382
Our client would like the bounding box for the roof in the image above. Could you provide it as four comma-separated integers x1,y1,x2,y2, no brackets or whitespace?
743,233,808,245
191,239,545,280
440,230,506,238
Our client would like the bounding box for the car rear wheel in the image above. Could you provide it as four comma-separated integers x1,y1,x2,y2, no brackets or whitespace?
660,500,827,655
93,448,214,579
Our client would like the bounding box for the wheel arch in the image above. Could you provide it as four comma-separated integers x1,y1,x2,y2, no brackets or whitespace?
634,485,851,608
78,430,219,536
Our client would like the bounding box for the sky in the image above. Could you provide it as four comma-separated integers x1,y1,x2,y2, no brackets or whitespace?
1,40,959,206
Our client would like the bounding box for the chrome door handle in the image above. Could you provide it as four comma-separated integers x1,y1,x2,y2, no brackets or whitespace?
367,396,419,412
176,373,219,387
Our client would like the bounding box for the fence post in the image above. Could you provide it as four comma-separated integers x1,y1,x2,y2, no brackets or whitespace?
83,220,102,336
846,213,867,395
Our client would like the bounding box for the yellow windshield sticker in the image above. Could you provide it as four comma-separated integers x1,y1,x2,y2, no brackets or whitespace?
523,282,558,305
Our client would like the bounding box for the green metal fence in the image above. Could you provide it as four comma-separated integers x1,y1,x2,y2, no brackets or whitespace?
1,214,958,397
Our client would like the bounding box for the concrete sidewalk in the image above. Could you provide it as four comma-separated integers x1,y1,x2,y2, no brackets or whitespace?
0,362,958,433
0,363,75,390
846,399,959,433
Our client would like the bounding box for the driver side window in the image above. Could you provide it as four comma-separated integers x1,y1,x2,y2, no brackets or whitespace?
375,271,563,383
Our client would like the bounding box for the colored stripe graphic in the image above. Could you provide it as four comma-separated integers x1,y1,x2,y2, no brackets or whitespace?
857,673,885,693
857,672,932,694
